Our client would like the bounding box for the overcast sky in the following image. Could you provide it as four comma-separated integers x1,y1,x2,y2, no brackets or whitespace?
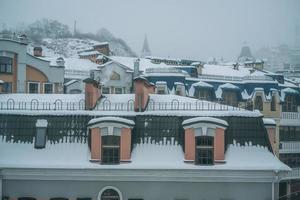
0,0,299,61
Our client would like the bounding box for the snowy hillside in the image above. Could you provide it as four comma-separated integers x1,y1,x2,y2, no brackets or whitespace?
27,37,135,58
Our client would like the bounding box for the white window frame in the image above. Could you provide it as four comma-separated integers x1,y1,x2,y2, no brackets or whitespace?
27,81,40,94
114,87,123,94
43,83,54,94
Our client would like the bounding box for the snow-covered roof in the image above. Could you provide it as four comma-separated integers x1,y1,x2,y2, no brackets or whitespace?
263,118,276,126
0,79,4,84
280,87,299,101
182,117,228,127
0,137,289,171
109,56,190,73
78,50,101,56
88,116,135,126
202,64,266,77
219,83,240,90
192,81,213,88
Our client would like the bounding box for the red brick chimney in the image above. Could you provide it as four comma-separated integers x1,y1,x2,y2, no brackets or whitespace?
33,47,43,57
134,76,154,112
83,78,102,110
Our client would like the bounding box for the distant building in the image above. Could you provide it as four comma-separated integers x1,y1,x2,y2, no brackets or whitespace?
140,35,151,58
238,43,254,62
0,35,64,94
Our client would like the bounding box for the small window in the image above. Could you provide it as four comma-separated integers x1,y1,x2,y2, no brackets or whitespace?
102,135,120,164
44,83,53,94
222,91,238,107
101,188,120,200
254,96,263,111
2,82,12,93
282,95,297,112
102,87,110,94
28,82,40,93
115,88,122,94
0,56,13,73
271,95,276,111
195,136,214,165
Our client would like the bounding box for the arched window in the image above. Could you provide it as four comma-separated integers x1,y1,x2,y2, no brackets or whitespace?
102,135,120,164
254,96,263,111
101,188,120,200
195,136,214,165
110,71,120,80
282,96,297,112
271,95,276,111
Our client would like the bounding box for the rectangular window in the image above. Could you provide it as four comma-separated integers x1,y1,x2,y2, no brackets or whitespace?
43,83,53,94
115,87,123,94
102,136,120,164
2,82,12,93
102,87,110,94
28,82,40,93
0,56,13,73
195,136,214,165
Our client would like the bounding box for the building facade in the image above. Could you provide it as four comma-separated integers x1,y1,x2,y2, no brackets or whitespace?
0,36,64,94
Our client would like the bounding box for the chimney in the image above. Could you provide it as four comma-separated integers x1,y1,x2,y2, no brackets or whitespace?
56,57,65,67
263,118,277,154
0,80,4,93
83,78,102,110
134,59,140,78
33,46,43,57
134,76,154,112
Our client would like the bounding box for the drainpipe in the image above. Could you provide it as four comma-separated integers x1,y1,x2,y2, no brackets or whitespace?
272,171,279,200
0,173,2,198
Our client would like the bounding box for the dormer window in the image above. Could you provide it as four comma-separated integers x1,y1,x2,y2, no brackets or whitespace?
182,117,228,165
156,81,168,94
88,117,135,165
254,95,263,111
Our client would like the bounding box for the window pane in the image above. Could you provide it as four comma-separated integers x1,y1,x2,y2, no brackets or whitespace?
115,88,122,94
44,83,53,94
3,82,12,93
102,87,110,94
113,127,121,135
29,83,39,93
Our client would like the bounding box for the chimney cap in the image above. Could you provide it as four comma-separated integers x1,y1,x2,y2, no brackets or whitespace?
34,46,42,51
83,78,101,87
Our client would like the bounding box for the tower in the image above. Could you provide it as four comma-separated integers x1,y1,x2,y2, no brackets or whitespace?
140,35,151,58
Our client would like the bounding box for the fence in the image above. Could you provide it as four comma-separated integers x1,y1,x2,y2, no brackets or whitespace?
281,112,300,120
0,98,243,112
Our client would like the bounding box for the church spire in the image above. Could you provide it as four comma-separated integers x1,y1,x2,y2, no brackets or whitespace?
141,35,151,58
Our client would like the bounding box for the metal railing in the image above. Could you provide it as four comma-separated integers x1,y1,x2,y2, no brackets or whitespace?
286,168,300,179
0,98,243,112
0,99,85,111
281,112,300,120
279,142,300,153
198,74,274,82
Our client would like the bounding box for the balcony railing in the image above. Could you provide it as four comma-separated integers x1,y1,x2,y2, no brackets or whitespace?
198,74,274,82
281,112,300,120
279,142,300,153
286,168,300,179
